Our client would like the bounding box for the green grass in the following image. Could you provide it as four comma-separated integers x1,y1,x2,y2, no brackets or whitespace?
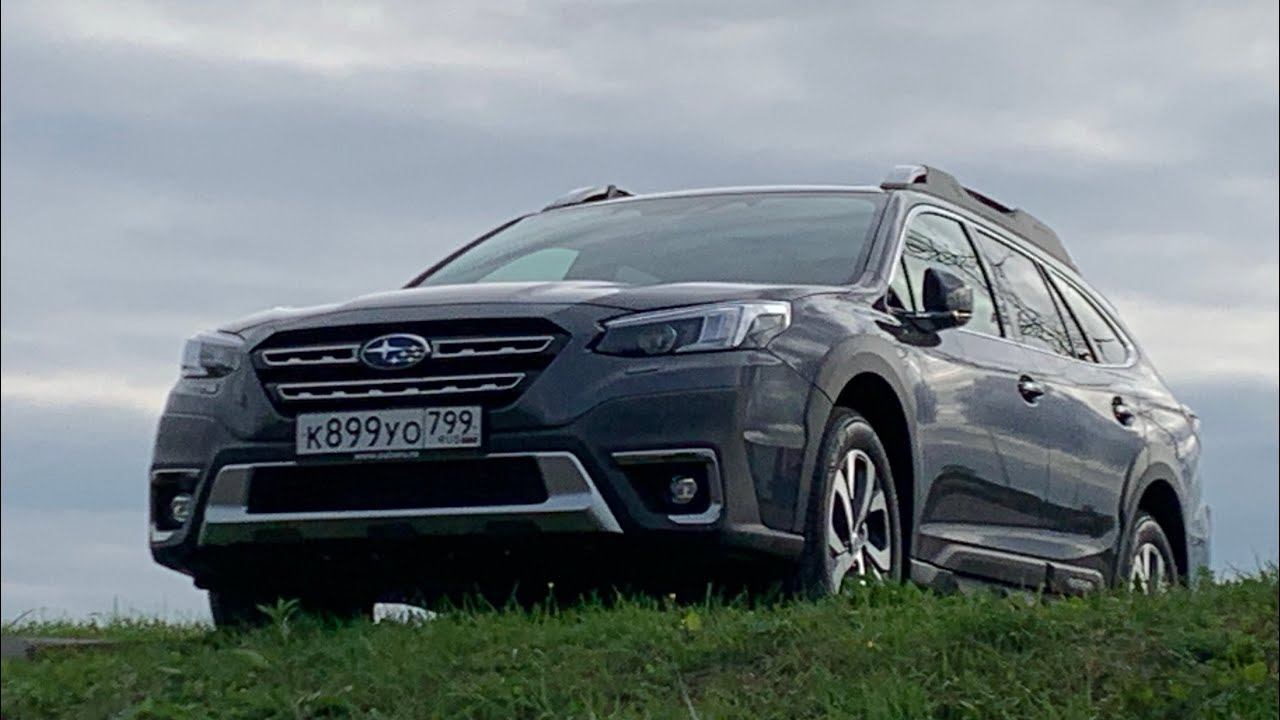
3,572,1277,720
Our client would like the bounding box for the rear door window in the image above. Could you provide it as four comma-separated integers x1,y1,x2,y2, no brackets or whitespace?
970,229,1076,357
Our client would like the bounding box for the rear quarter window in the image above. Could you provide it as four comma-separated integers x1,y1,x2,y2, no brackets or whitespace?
1049,272,1131,365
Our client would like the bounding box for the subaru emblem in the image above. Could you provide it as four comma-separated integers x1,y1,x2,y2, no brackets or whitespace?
359,333,430,370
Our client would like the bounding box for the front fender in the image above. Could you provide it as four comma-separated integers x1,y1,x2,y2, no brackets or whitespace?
768,297,920,534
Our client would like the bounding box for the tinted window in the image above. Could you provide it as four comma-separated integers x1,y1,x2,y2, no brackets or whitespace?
418,193,884,287
900,213,1001,336
970,229,1075,357
1051,273,1129,365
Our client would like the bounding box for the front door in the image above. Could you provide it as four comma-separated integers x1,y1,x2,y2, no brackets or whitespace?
892,210,1057,586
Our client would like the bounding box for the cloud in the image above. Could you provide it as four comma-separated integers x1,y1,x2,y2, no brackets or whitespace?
1114,296,1279,386
12,0,591,80
1,0,1276,616
1111,294,1279,387
1,373,169,415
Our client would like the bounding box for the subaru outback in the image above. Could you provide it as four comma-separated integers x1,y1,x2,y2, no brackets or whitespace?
149,164,1210,625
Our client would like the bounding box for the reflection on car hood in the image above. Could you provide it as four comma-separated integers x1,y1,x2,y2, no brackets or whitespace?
219,281,843,333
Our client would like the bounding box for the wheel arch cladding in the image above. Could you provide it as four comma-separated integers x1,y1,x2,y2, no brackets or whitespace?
835,372,915,555
1137,478,1188,579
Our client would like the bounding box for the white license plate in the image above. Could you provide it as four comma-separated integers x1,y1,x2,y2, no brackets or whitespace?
295,406,482,456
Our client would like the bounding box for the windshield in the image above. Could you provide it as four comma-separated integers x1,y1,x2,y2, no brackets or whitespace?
414,192,885,287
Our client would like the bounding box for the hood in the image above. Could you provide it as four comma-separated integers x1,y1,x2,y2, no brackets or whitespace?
219,281,841,333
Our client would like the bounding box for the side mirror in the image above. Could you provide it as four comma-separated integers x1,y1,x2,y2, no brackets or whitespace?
899,268,973,332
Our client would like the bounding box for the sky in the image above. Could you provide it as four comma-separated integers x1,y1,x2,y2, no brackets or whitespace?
1,0,1277,620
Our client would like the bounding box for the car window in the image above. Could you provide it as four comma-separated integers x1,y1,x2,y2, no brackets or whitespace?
417,193,885,287
900,213,1001,336
970,229,1076,357
1045,278,1095,362
1049,272,1130,365
886,256,914,312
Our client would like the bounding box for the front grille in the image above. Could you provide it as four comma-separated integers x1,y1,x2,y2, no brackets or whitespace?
252,319,567,415
246,458,548,514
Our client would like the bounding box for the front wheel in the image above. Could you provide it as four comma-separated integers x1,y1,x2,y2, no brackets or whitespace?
793,408,904,596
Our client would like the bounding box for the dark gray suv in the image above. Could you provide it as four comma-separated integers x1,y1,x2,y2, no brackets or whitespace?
149,165,1210,625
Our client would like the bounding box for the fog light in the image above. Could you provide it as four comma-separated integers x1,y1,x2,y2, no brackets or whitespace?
668,476,699,505
169,493,194,524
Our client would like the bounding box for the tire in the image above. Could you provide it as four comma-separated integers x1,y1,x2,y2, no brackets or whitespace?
793,408,904,596
209,588,373,629
1118,511,1179,593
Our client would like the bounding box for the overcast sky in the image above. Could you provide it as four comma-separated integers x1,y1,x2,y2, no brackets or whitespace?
2,0,1277,620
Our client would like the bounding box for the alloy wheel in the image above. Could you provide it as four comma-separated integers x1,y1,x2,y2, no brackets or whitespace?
827,448,893,591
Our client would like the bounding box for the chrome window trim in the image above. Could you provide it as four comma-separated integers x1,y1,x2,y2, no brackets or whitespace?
883,201,1137,369
966,224,1136,369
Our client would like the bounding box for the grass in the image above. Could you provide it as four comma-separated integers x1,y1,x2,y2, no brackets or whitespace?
2,572,1277,720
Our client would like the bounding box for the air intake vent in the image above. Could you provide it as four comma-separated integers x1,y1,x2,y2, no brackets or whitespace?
246,458,548,514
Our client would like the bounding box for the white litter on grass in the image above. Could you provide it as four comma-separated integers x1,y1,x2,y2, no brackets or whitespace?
372,602,438,624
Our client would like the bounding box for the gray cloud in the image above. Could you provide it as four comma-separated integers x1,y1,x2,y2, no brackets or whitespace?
1,0,1276,616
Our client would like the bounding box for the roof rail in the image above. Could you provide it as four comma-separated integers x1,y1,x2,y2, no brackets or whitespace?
542,184,633,211
880,164,1076,271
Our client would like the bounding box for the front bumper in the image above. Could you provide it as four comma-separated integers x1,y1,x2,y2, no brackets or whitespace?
150,325,825,584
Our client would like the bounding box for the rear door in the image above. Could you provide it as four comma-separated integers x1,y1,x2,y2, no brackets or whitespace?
1036,269,1148,581
969,227,1146,587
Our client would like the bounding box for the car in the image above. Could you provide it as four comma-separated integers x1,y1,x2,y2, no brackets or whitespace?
149,164,1211,625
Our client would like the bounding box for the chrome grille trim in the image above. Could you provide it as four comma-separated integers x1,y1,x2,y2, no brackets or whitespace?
273,373,525,402
258,335,555,367
431,335,555,358
260,344,360,367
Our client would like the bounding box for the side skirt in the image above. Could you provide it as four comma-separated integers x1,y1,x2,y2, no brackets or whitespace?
909,551,1106,596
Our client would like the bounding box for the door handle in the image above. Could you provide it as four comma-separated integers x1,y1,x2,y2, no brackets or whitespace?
1017,375,1045,403
1112,397,1136,425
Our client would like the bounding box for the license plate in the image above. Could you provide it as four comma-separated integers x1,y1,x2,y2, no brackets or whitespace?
295,407,482,456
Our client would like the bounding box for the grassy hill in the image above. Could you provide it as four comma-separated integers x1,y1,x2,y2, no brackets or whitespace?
2,571,1276,719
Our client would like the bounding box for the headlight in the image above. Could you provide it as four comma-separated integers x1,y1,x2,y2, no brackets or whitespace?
595,301,791,357
180,331,244,378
